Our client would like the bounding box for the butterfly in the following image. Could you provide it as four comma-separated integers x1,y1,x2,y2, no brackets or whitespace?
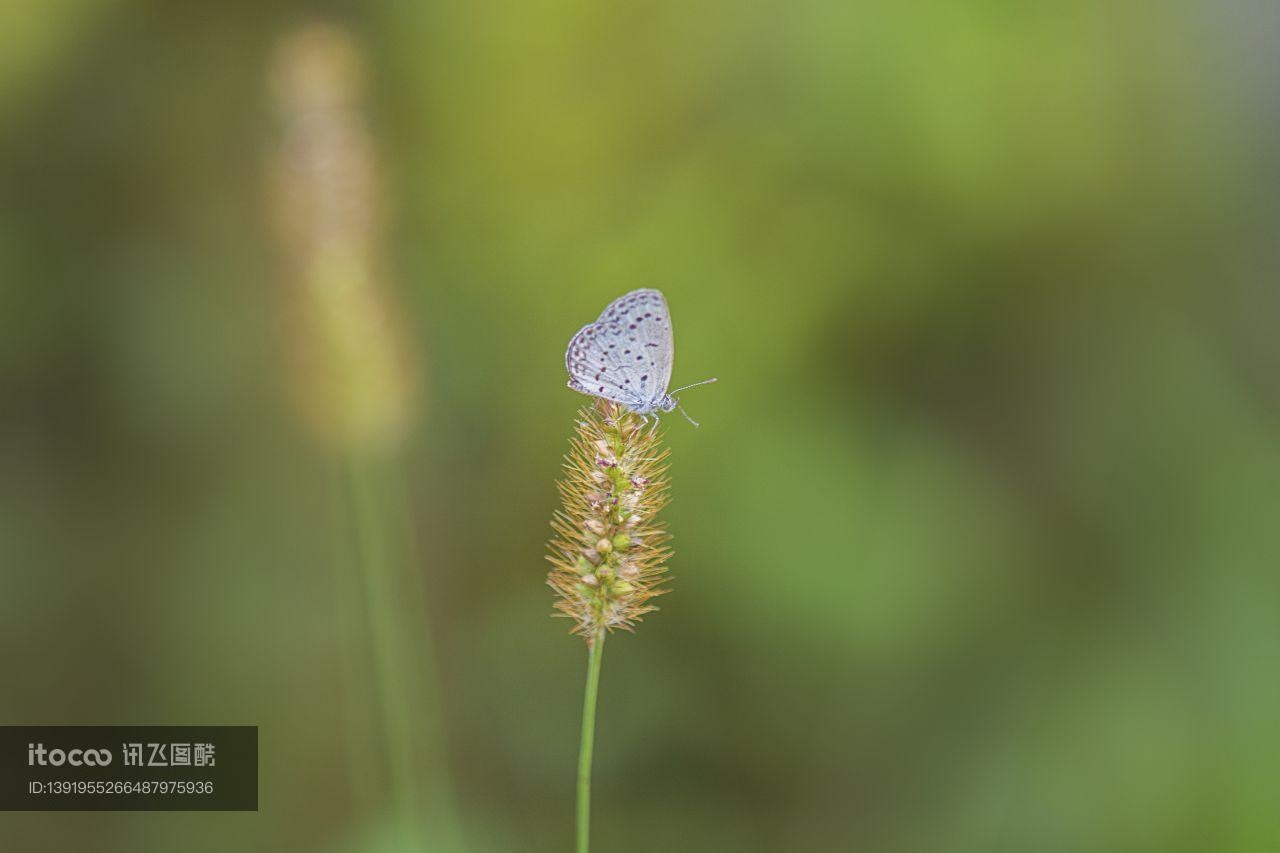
565,288,716,426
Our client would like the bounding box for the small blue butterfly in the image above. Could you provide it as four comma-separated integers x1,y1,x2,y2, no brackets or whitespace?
566,289,716,426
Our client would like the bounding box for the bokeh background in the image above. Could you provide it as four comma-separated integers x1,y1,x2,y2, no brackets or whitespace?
3,2,1279,851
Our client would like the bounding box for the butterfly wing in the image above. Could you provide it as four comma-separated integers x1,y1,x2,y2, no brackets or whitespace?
566,289,675,412
566,321,647,407
597,289,673,407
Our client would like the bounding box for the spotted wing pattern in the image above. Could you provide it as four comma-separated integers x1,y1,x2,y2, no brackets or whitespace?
566,289,674,412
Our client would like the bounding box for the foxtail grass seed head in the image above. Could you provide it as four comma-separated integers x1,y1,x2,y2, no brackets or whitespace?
548,400,673,641
268,22,416,453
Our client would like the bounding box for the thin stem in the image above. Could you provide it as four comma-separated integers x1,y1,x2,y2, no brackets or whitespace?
383,467,463,849
345,453,421,848
576,628,607,853
328,459,378,824
342,452,464,850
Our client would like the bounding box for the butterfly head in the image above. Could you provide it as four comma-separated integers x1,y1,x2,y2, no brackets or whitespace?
662,378,717,427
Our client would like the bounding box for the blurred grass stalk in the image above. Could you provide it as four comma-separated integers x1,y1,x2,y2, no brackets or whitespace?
269,23,459,850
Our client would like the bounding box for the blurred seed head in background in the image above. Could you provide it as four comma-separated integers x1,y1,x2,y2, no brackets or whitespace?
269,22,415,454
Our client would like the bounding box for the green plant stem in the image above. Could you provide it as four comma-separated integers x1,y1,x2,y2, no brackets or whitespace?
345,453,421,848
384,467,462,848
344,453,464,851
576,628,606,853
328,460,378,825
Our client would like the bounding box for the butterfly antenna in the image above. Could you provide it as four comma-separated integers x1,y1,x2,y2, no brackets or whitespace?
670,377,718,394
676,402,701,428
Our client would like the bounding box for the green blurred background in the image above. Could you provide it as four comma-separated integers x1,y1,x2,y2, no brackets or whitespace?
3,1,1278,851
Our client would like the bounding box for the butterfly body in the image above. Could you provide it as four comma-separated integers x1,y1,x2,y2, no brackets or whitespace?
565,289,714,425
